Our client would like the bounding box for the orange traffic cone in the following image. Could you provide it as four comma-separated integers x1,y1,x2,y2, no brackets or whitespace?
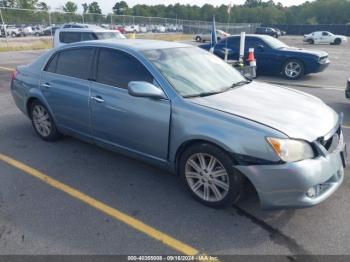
247,48,256,67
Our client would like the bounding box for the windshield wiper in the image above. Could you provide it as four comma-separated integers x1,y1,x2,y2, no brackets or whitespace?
183,90,225,98
230,79,252,89
184,80,252,98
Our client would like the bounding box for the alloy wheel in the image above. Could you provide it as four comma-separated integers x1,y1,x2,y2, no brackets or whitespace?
185,153,230,202
285,61,302,78
32,104,52,137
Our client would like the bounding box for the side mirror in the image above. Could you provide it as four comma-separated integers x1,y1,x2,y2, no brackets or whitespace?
257,45,264,52
128,81,166,99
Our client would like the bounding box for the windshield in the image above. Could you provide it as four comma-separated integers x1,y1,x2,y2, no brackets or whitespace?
143,47,246,97
264,36,288,49
95,32,125,40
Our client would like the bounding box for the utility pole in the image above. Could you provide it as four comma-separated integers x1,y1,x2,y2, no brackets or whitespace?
0,7,9,47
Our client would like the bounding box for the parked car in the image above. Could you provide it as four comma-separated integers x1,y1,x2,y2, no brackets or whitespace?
61,23,101,29
274,28,286,36
124,25,139,33
116,26,127,34
255,27,280,38
200,34,330,80
32,26,44,36
304,31,348,45
43,26,60,36
0,25,6,37
345,78,350,99
195,30,230,42
54,28,125,48
6,26,23,37
10,39,346,209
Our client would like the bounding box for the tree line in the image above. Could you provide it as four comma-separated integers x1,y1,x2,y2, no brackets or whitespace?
1,0,350,25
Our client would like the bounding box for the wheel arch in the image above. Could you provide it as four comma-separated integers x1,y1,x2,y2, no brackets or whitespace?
174,138,260,204
281,57,306,75
174,139,239,175
25,92,57,124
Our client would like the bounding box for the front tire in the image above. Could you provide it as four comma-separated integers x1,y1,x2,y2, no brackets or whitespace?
333,38,341,45
283,59,304,80
30,100,62,141
307,39,314,44
179,143,244,208
195,36,201,42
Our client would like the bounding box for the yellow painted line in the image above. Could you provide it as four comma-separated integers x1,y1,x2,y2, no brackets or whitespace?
0,153,199,256
0,66,14,71
343,125,350,129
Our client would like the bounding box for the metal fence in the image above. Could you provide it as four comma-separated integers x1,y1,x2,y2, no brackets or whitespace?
263,24,350,36
0,7,259,38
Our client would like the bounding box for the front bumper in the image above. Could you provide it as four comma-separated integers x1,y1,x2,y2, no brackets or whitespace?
237,133,346,209
308,61,330,74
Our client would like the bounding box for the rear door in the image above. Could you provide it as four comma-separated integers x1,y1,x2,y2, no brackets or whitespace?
41,47,95,138
90,48,171,160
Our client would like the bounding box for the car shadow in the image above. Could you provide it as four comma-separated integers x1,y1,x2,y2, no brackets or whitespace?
0,112,303,254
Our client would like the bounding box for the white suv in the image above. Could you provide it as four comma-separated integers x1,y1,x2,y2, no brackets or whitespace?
304,31,348,45
54,28,125,48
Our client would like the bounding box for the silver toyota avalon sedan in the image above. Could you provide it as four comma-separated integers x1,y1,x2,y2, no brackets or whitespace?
10,39,346,209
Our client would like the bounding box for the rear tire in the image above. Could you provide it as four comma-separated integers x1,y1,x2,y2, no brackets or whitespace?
30,100,62,142
179,143,244,208
195,36,201,42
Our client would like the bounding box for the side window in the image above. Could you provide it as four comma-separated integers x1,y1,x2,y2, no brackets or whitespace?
81,32,97,41
96,48,154,89
53,48,94,79
59,32,82,44
45,53,59,73
322,32,328,36
226,37,239,47
245,38,261,48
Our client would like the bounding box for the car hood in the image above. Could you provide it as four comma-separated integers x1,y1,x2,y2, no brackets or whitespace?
281,46,328,57
189,81,339,141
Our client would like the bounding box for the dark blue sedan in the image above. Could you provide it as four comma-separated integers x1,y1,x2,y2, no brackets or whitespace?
200,35,330,80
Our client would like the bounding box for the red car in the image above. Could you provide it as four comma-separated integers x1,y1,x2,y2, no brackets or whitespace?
116,26,126,34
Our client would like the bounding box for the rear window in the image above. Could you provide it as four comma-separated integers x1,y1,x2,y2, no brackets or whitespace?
45,48,94,80
59,32,81,43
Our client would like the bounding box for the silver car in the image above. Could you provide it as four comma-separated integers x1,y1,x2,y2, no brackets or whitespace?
194,30,230,42
11,39,346,209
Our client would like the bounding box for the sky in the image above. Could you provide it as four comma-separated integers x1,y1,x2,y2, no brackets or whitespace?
47,0,310,14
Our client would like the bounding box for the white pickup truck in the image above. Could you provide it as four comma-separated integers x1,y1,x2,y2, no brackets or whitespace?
304,31,348,45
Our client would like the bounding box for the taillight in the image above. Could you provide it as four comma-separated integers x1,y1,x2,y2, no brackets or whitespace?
11,70,18,81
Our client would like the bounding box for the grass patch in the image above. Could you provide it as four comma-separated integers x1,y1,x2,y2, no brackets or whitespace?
0,38,52,52
0,33,193,52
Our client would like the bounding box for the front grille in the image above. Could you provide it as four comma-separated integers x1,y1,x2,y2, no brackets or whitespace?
318,125,341,153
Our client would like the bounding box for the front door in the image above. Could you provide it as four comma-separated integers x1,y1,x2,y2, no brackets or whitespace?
90,48,171,161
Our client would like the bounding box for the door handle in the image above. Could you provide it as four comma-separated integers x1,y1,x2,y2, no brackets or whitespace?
42,82,51,89
91,96,105,103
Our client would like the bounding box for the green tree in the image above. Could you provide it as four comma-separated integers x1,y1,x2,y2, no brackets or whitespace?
63,1,77,13
36,1,48,10
17,0,39,9
88,1,101,14
82,3,88,14
113,1,128,15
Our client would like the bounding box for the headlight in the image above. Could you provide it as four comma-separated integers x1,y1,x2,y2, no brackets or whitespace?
267,137,315,162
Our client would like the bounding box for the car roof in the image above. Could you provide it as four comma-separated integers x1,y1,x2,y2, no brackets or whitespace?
57,28,116,33
61,39,191,51
228,34,271,39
